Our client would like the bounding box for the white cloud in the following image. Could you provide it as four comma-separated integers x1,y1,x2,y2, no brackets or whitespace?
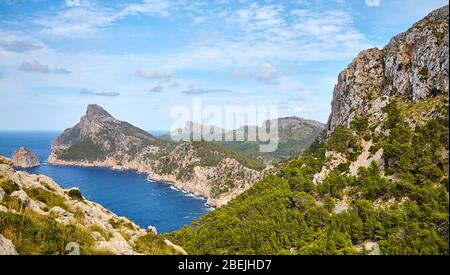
229,68,252,78
18,60,71,74
149,85,164,93
192,16,206,25
365,0,381,7
80,88,119,97
136,69,172,80
256,62,279,83
35,0,172,37
168,81,180,88
0,40,42,53
182,88,231,95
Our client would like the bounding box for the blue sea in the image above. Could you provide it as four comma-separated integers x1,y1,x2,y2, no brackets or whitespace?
0,131,211,233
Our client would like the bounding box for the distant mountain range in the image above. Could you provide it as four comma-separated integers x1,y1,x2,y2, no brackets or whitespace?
165,117,325,161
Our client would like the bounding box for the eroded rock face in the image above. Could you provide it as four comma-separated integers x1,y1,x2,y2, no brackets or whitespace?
11,147,40,168
327,5,449,137
0,234,18,255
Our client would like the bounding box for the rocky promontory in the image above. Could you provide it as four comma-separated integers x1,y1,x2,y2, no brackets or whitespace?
47,104,266,207
11,147,40,168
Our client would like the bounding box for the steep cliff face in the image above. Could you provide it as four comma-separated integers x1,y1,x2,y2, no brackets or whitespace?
49,104,163,163
327,5,449,137
167,6,449,255
11,147,40,168
48,105,266,207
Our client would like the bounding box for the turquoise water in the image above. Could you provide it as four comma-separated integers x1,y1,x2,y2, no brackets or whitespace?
0,131,211,233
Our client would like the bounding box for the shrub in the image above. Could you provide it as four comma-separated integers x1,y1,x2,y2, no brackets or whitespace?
24,188,69,211
0,178,20,195
67,189,84,201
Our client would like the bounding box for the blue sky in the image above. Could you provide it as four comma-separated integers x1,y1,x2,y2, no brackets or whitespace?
0,0,447,131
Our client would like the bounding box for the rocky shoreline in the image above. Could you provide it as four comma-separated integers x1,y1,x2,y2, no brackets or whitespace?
46,154,221,207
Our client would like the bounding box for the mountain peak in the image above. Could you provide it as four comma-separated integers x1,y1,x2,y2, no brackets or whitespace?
86,104,112,119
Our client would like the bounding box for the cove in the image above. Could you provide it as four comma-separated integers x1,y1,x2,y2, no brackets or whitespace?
0,131,211,233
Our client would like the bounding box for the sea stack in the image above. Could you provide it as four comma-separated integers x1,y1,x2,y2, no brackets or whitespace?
11,147,40,168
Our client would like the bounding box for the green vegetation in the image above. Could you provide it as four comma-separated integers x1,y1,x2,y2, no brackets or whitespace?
191,141,266,171
0,210,96,255
0,177,20,195
59,139,106,161
67,188,84,201
25,187,70,211
217,127,322,160
133,233,182,255
167,98,449,255
325,125,361,161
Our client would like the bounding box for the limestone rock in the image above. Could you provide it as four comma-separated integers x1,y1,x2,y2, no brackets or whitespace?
147,225,158,235
10,190,30,207
0,234,18,255
11,147,40,168
326,6,449,137
0,187,5,203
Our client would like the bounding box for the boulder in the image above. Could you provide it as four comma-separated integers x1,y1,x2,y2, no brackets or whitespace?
11,190,30,207
0,234,18,255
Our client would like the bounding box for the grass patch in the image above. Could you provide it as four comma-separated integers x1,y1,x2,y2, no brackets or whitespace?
0,178,20,195
0,210,95,255
134,233,182,255
24,187,70,212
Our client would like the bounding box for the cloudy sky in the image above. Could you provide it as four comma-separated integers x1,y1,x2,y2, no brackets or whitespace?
0,0,447,130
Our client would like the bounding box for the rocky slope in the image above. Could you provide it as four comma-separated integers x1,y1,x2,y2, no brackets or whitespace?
327,5,448,137
166,6,449,255
11,147,40,168
48,105,266,207
0,155,185,255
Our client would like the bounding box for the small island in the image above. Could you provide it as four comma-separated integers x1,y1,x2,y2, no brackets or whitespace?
11,147,40,168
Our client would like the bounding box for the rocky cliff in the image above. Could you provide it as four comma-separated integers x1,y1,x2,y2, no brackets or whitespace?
0,155,185,255
327,5,449,137
166,6,449,255
48,105,266,207
11,147,40,168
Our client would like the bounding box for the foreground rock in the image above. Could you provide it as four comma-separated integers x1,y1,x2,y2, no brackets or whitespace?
0,154,182,255
11,147,40,168
0,234,18,255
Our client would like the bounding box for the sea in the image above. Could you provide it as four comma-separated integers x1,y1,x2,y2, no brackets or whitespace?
0,130,211,233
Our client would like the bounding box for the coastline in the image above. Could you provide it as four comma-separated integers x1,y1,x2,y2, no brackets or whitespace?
45,157,216,209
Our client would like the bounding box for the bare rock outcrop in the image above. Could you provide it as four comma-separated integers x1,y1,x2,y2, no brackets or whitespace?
327,5,449,137
0,234,18,255
11,147,40,168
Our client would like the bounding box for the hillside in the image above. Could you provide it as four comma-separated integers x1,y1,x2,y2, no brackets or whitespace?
0,155,184,255
48,105,266,207
166,6,449,255
167,117,325,161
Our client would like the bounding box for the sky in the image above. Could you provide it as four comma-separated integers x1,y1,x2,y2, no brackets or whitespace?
0,0,448,131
